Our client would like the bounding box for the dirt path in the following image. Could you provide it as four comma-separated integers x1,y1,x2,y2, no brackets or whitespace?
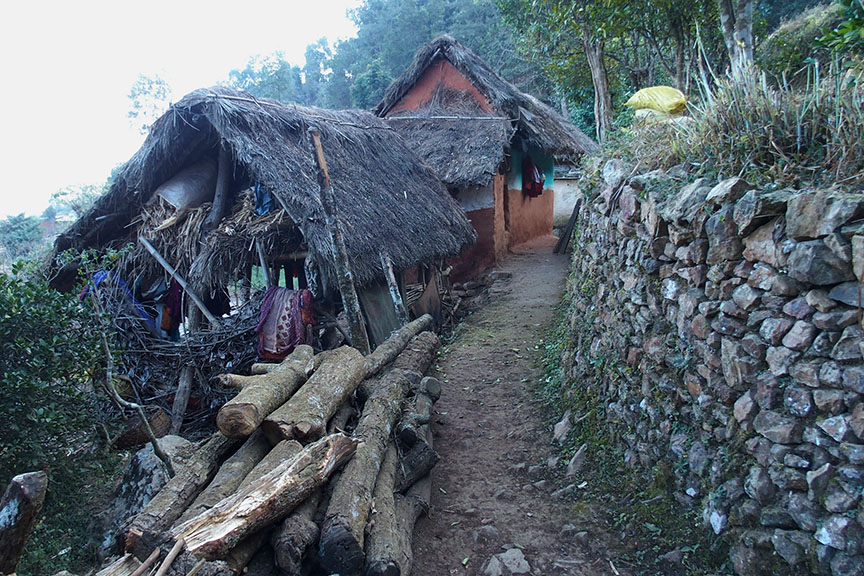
412,237,626,576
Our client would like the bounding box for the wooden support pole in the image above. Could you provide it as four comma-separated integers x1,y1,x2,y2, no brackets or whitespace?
0,471,48,575
255,240,272,290
307,127,370,355
139,237,220,326
380,251,408,325
203,143,233,234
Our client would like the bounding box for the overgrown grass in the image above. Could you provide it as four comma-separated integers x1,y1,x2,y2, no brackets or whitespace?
610,61,864,190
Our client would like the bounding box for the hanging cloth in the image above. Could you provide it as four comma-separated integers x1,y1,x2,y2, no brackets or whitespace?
255,287,314,360
521,155,545,198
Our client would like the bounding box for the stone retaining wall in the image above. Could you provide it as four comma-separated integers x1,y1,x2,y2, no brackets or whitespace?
562,159,864,575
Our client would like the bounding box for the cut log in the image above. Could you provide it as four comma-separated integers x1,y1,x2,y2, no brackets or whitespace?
327,401,356,434
262,347,365,444
363,315,433,376
363,444,400,576
0,471,48,575
359,331,440,403
395,426,438,494
125,433,239,557
224,530,270,574
271,491,322,575
175,432,271,526
249,363,277,375
396,393,434,449
391,474,431,576
171,367,194,434
216,346,314,438
115,406,171,450
94,553,145,576
171,433,357,559
237,440,303,492
318,369,409,575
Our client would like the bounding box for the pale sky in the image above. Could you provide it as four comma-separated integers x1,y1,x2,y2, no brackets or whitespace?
0,0,362,219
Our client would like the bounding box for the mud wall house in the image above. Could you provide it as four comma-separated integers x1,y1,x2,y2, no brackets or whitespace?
375,35,598,280
51,86,476,347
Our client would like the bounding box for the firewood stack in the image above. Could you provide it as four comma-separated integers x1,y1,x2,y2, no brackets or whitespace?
95,314,441,576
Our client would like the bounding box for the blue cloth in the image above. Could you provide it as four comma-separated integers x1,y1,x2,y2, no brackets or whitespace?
254,181,276,215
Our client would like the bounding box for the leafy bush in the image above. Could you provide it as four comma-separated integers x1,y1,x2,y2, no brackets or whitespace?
757,2,845,80
0,262,119,575
819,0,864,54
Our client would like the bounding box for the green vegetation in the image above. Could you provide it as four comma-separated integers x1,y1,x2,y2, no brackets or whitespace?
757,3,846,80
0,261,122,575
0,214,44,264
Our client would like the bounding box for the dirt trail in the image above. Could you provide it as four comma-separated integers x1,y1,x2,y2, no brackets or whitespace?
412,237,626,576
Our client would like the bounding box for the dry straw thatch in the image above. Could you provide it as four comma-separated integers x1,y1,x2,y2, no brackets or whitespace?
54,87,476,291
376,35,598,168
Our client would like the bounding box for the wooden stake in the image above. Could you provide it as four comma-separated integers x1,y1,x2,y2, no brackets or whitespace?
129,548,161,576
154,538,185,576
139,237,220,326
307,127,370,355
171,365,194,434
380,252,408,325
255,239,272,289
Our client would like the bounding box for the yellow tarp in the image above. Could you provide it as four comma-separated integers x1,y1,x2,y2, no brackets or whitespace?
625,86,687,115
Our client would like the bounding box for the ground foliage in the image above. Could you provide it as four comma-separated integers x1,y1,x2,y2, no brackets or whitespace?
0,260,123,575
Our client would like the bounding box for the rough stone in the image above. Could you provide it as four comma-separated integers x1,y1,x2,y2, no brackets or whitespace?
742,219,781,266
853,235,864,282
786,190,864,239
820,361,843,387
828,281,862,307
734,391,757,422
553,410,572,444
787,240,855,285
740,333,767,359
851,404,864,440
813,309,859,331
789,360,821,387
818,415,853,442
732,284,762,311
832,326,863,361
661,178,713,225
825,232,853,262
807,463,835,501
711,315,746,337
720,299,748,319
815,515,858,551
813,389,847,415
766,346,800,376
809,331,841,358
754,372,782,410
497,548,531,575
831,553,864,576
783,387,813,417
781,320,817,351
603,158,630,190
771,530,811,566
824,484,857,513
787,491,822,531
760,506,797,529
566,443,587,476
744,466,775,504
707,176,753,206
721,338,759,388
807,289,838,312
760,318,794,345
747,264,777,291
619,187,640,222
782,297,815,319
705,205,743,264
843,365,864,394
754,410,801,443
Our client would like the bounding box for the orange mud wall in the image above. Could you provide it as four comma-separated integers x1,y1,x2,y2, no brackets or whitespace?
505,147,554,246
448,174,506,280
385,59,494,115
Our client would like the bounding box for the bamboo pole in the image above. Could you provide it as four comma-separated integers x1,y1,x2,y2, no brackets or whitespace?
139,237,221,326
307,127,371,355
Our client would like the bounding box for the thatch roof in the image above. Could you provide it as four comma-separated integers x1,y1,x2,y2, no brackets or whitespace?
54,87,476,291
375,35,598,163
386,113,514,189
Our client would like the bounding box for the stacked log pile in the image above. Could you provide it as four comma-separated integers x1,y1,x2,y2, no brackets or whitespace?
93,314,442,576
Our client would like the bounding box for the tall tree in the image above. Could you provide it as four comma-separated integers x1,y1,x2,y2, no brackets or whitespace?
128,74,171,135
717,0,755,73
0,214,43,264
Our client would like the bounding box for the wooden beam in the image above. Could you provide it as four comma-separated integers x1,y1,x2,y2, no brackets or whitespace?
139,237,221,326
255,240,272,289
380,252,408,325
307,127,371,355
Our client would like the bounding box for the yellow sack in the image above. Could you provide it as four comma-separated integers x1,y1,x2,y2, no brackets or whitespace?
625,86,687,115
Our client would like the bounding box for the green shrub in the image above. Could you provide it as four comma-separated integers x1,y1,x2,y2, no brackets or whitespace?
757,2,845,80
0,262,119,575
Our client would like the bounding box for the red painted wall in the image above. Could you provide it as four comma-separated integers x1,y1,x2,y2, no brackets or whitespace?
385,59,494,115
450,206,497,280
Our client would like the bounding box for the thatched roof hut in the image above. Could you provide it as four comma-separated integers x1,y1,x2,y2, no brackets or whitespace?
376,35,598,179
53,87,476,294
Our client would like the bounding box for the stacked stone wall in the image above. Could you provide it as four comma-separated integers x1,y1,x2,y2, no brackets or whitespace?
563,159,864,575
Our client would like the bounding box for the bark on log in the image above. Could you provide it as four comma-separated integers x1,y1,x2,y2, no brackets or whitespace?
396,393,434,449
216,346,314,438
318,369,409,575
359,331,440,403
203,143,233,234
271,491,321,575
224,530,270,574
171,433,357,559
327,401,356,434
261,347,365,444
0,471,48,575
175,432,271,526
363,444,400,576
250,363,277,375
125,433,239,557
395,426,438,494
363,315,433,376
237,440,303,493
171,366,194,434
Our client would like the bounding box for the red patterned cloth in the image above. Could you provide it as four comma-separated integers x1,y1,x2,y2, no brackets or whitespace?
255,287,314,360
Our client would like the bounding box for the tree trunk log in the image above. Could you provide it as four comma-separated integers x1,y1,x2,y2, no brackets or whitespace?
216,346,314,438
262,347,365,444
328,402,356,434
171,366,194,434
0,471,48,575
238,440,303,492
271,491,322,575
363,315,433,376
125,433,239,557
175,433,271,526
359,332,440,402
363,444,401,576
249,363,277,375
171,433,357,560
318,369,409,575
396,393,434,449
203,143,233,234
582,29,613,144
94,552,146,576
395,426,438,494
